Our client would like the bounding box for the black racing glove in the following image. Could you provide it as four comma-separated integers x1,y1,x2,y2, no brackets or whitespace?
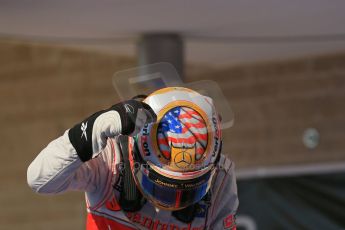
68,100,156,162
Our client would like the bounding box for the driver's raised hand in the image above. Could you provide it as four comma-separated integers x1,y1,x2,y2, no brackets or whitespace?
68,100,157,162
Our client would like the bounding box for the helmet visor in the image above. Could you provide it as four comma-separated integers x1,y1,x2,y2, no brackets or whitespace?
133,164,215,210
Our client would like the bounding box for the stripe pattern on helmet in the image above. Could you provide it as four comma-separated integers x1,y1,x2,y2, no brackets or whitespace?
157,106,208,161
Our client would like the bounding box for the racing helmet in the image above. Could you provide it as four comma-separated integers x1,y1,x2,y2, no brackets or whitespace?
130,87,222,210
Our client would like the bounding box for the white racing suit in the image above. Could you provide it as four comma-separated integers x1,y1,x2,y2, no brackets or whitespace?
27,131,238,230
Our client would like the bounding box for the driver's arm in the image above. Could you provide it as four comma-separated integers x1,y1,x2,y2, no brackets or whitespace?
27,100,156,194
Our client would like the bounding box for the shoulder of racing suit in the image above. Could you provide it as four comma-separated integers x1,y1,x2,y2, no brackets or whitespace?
206,154,238,229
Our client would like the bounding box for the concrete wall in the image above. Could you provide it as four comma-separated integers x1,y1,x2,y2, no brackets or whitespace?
1,39,344,229
189,54,345,169
0,40,135,229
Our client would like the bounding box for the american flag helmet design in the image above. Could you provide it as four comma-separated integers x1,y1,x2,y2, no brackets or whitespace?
157,106,208,161
136,87,222,176
132,87,222,210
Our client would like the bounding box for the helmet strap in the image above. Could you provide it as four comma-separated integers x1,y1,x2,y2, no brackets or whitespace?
172,204,197,223
118,135,146,212
172,191,212,224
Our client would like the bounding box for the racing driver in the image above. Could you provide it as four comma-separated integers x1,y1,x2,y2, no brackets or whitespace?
27,87,238,230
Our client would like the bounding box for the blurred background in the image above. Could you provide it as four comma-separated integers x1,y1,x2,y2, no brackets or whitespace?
1,1,345,229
